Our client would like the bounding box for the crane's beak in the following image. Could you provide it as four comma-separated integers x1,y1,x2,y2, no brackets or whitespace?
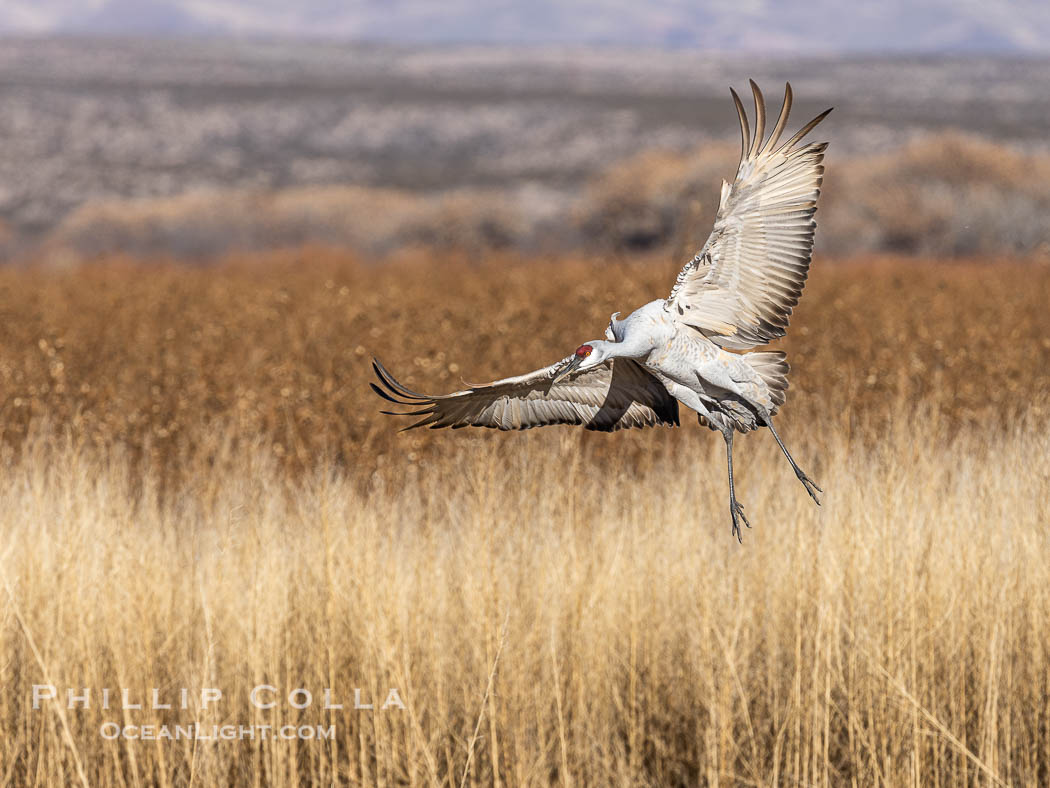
551,355,584,385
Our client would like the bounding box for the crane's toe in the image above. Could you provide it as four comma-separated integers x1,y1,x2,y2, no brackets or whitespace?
795,470,822,505
730,501,751,543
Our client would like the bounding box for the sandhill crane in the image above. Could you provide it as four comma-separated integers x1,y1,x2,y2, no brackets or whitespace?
373,81,830,542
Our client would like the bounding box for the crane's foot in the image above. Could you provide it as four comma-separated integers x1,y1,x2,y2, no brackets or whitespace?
794,469,823,505
730,500,751,543
765,420,823,507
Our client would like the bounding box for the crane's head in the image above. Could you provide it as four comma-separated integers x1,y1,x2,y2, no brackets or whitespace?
551,340,611,384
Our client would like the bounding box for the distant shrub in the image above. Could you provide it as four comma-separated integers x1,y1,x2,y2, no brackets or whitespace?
575,144,736,255
43,185,523,262
578,133,1050,260
821,133,1050,257
38,133,1050,263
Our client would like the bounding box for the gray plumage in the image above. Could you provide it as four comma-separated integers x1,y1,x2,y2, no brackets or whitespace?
373,81,829,542
669,81,830,351
372,356,679,432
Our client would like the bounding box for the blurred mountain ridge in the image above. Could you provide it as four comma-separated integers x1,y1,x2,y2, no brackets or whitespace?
1,1,1049,53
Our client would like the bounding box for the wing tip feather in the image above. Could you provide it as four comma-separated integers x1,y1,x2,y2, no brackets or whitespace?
748,79,765,160
780,107,834,152
729,86,751,164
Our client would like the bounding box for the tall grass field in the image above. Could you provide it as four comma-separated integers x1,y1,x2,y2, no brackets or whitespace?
1,252,1048,785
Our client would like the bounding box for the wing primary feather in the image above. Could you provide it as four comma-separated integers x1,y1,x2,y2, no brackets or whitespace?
730,87,750,164
748,79,765,160
373,362,420,399
762,82,793,155
373,358,430,400
370,382,417,406
778,107,834,153
372,359,417,398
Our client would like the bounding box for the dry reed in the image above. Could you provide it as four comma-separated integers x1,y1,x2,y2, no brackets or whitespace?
0,250,1048,785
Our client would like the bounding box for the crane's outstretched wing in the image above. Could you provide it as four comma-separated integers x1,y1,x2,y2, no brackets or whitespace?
667,81,831,351
371,357,679,432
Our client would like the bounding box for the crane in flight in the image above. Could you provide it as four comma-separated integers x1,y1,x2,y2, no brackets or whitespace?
373,81,830,542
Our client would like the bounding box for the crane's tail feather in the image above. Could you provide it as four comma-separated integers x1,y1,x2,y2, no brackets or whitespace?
746,351,789,411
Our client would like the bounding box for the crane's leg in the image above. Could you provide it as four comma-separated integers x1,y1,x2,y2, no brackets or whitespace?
723,427,751,543
764,419,822,504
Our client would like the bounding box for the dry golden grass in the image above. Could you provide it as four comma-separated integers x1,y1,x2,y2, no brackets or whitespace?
1,250,1049,786
1,249,1048,478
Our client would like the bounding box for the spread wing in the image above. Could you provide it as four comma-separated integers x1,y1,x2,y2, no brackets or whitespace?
371,357,679,432
667,81,831,351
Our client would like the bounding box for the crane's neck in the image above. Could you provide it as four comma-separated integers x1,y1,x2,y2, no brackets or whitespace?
598,329,656,361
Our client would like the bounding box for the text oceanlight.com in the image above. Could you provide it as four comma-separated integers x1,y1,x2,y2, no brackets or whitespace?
100,723,336,741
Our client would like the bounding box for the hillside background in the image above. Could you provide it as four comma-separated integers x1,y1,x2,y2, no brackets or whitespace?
1,38,1049,264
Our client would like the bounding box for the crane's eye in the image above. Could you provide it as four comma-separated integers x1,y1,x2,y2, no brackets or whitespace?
575,344,593,358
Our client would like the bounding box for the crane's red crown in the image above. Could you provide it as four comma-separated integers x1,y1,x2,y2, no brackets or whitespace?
575,344,593,358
